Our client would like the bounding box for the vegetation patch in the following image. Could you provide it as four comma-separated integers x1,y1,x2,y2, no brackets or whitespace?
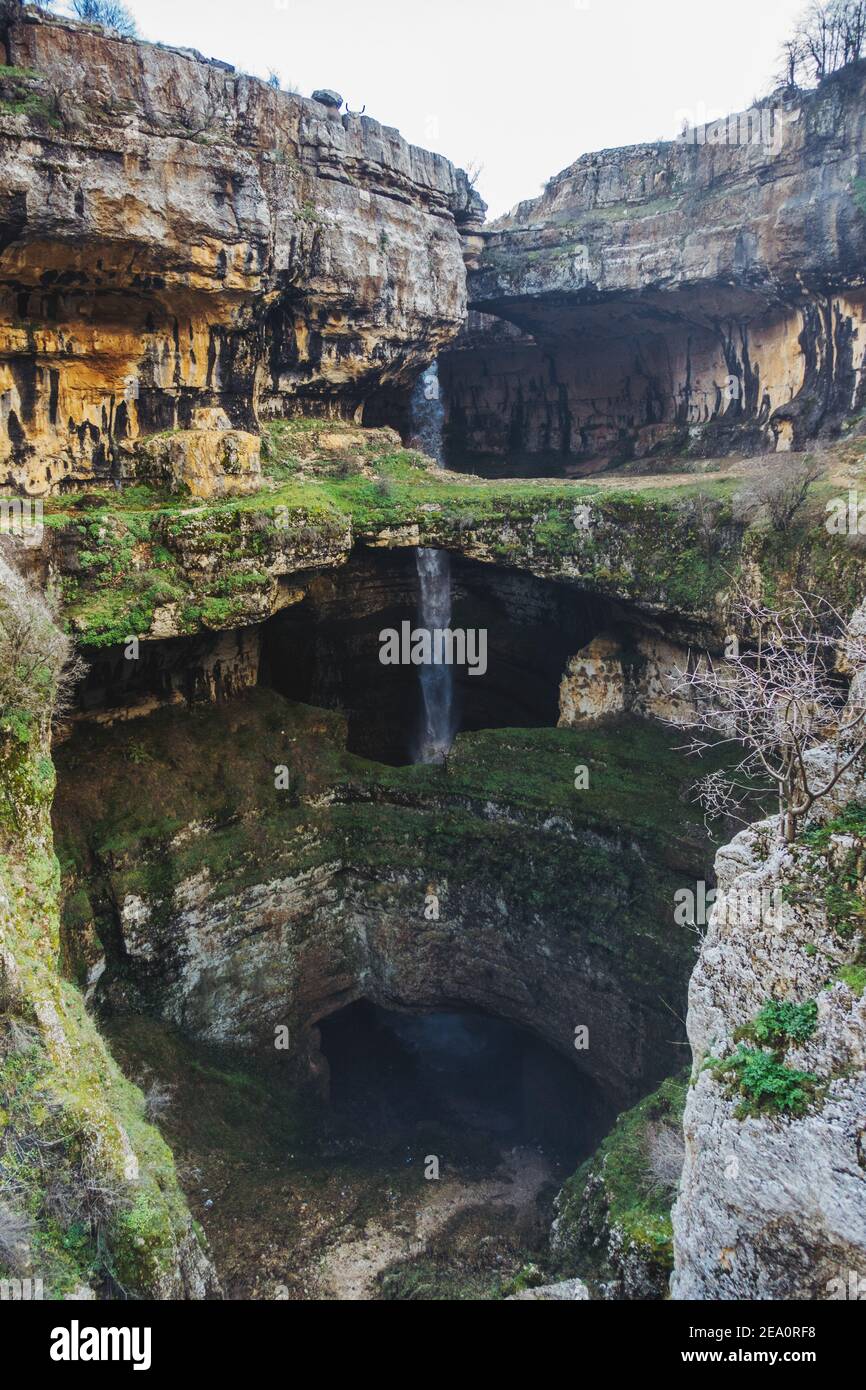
552,1072,687,1292
743,999,818,1049
706,1046,818,1119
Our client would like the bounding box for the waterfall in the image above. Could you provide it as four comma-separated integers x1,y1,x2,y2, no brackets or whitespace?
409,358,454,762
415,546,456,764
408,361,446,464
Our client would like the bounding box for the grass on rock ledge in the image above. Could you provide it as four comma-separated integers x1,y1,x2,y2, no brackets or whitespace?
38,418,866,649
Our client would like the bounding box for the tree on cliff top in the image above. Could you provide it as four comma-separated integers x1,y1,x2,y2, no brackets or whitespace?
779,1,866,87
668,593,866,844
70,0,137,38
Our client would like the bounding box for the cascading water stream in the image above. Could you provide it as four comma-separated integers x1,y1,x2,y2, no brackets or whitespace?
415,546,456,763
408,361,446,463
410,360,455,763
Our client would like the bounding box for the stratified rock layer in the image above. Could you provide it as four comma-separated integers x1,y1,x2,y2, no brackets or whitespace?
0,9,482,493
446,70,866,464
53,693,715,1114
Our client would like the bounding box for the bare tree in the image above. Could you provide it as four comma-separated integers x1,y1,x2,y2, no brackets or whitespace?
464,159,484,191
641,1122,685,1200
778,1,866,86
686,488,727,555
669,593,866,843
71,0,137,37
733,457,822,532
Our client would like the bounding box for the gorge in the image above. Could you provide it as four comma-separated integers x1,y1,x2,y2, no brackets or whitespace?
1,3,865,1310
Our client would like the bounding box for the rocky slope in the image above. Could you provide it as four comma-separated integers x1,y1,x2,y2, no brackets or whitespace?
0,7,483,494
444,67,866,465
0,555,218,1298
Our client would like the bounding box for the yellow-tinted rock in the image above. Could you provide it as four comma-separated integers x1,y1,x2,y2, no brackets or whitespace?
135,429,262,498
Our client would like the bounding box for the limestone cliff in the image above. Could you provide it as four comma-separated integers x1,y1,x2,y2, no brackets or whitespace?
0,555,219,1298
0,7,483,494
445,68,866,465
53,694,716,1114
672,795,866,1299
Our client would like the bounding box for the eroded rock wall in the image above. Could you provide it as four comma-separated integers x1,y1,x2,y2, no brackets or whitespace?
0,9,483,493
53,692,712,1114
0,556,219,1299
672,800,866,1299
447,71,866,465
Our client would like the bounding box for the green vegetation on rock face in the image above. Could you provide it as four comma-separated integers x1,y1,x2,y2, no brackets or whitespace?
707,993,822,1120
52,692,731,1040
39,418,866,649
0,738,212,1296
706,1047,818,1119
0,569,214,1298
785,805,866,988
747,999,819,1048
552,1072,688,1296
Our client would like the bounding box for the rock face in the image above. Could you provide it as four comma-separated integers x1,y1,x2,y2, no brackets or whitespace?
444,69,866,465
672,807,866,1300
134,425,262,499
0,556,220,1299
507,1278,589,1300
558,631,696,727
0,9,483,493
53,692,715,1115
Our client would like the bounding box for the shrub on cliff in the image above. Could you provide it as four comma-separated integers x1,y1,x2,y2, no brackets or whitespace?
70,0,137,37
0,560,77,736
0,558,83,822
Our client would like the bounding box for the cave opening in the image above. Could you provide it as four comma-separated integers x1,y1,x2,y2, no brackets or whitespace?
261,546,616,763
318,1000,613,1171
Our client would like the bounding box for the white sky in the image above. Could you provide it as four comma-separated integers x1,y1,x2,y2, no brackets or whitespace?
59,0,809,216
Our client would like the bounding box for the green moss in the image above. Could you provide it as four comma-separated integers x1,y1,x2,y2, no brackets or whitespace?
836,963,866,995
852,175,866,217
783,809,866,973
53,695,732,1036
0,729,209,1297
110,1191,175,1291
553,1073,687,1291
44,416,866,647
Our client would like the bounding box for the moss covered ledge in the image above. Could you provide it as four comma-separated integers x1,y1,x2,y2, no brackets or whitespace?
551,1072,688,1300
38,419,866,650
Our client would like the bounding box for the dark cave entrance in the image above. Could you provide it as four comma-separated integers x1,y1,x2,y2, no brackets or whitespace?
261,546,616,763
318,1000,612,1171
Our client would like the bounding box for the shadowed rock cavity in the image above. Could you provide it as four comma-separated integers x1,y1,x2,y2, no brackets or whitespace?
261,547,688,762
319,1001,614,1166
